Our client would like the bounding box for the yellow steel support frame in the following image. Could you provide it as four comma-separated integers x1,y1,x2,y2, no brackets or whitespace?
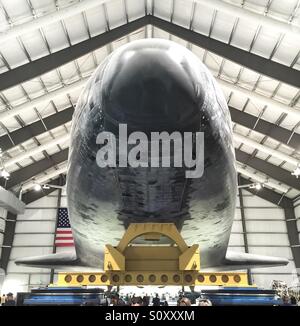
57,223,250,287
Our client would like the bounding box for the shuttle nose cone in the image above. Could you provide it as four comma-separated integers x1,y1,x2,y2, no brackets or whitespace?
101,39,203,133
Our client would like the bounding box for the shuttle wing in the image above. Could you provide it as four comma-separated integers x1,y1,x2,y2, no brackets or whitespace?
15,250,288,272
15,252,102,271
201,251,289,271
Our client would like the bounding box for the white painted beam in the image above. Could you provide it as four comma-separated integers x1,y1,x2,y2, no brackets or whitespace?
218,79,300,120
0,0,109,44
234,132,299,167
0,77,89,124
194,0,300,37
3,134,70,169
1,0,299,45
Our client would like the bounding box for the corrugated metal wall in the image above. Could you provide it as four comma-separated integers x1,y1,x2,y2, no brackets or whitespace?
1,191,58,294
0,207,8,266
1,189,298,293
295,197,300,244
230,190,298,288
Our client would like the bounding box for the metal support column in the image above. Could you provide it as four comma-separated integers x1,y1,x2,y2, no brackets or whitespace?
238,174,253,285
50,186,62,284
0,212,17,272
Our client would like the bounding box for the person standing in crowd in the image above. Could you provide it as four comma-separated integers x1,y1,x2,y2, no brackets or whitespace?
178,297,191,306
130,294,136,305
1,294,6,306
2,293,16,306
282,295,291,306
198,298,213,306
152,293,160,306
290,295,297,305
111,293,126,306
177,294,183,306
142,295,150,306
131,297,143,306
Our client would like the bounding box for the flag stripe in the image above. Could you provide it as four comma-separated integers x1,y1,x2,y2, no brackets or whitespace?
55,243,74,247
55,240,74,244
55,208,74,248
56,237,73,240
55,239,74,243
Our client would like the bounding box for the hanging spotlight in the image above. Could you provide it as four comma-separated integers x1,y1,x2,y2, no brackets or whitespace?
33,184,42,191
0,169,10,180
255,183,262,190
42,183,65,190
291,165,300,179
248,182,263,190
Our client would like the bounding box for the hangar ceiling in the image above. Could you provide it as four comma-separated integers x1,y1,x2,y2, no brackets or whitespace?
0,0,299,203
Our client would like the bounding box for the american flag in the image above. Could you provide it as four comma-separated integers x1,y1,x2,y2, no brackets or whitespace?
55,208,74,247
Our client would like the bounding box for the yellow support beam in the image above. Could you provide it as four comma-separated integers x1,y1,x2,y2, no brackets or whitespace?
116,223,188,252
179,244,200,271
103,223,200,272
104,245,125,271
57,271,250,287
54,223,253,288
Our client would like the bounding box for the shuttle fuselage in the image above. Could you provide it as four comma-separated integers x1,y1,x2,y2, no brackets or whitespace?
16,40,288,271
67,39,236,269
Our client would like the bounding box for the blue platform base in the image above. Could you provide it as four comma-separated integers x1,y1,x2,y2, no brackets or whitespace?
16,286,285,306
186,287,284,306
17,287,107,306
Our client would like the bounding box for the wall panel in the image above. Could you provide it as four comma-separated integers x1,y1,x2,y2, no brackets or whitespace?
231,220,243,233
15,221,56,233
1,190,60,294
17,208,57,221
246,220,287,233
228,233,244,246
13,234,54,246
244,208,285,220
243,190,297,288
294,198,300,243
9,247,53,260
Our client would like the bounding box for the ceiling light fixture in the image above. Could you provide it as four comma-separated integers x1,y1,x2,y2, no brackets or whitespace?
0,169,10,180
33,184,42,191
255,183,262,190
292,165,300,179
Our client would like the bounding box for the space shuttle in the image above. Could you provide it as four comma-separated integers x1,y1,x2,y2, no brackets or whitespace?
16,39,288,271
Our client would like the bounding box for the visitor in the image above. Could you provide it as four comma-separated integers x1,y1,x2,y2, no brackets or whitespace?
111,293,126,306
178,297,191,306
152,293,160,306
290,295,297,305
282,295,291,306
198,298,212,306
131,296,143,306
1,294,6,306
2,293,15,306
142,295,150,306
